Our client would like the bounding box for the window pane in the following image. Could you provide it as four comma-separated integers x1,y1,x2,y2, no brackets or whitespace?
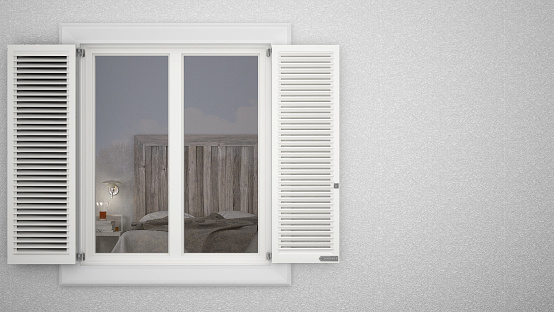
183,56,258,253
95,56,168,253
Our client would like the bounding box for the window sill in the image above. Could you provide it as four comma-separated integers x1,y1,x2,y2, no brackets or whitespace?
60,263,291,286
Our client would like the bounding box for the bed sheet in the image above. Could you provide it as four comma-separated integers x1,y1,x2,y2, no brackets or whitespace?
111,224,258,253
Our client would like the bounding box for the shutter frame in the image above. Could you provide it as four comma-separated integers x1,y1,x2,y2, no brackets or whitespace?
271,45,340,263
7,45,77,264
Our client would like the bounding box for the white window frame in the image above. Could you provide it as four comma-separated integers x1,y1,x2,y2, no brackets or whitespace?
82,44,271,266
60,23,291,285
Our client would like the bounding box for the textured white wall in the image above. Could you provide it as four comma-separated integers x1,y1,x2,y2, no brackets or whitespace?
1,0,553,311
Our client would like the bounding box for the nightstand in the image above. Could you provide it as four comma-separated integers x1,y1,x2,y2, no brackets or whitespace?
95,231,121,253
96,214,122,231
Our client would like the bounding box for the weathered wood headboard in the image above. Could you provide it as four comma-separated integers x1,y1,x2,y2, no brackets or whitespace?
134,135,258,222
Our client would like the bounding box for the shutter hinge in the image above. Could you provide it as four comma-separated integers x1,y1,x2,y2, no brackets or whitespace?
319,256,338,262
76,253,85,262
334,183,339,189
266,252,272,261
266,48,272,57
76,48,85,57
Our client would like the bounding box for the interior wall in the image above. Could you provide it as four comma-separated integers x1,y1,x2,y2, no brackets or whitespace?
1,1,553,311
95,55,169,230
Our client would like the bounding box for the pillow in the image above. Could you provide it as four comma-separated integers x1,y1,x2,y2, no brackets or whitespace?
139,211,195,222
217,210,255,219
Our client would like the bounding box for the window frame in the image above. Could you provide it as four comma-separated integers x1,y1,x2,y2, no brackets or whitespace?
82,44,271,265
60,23,291,285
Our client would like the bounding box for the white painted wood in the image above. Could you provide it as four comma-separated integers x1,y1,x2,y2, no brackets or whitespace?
60,263,290,286
80,45,271,265
7,45,77,264
60,23,291,46
259,46,273,261
168,50,184,259
271,45,340,263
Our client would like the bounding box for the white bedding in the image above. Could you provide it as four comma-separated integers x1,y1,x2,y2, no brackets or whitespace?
111,215,258,253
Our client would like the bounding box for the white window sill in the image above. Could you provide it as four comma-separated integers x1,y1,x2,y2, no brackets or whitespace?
60,263,291,286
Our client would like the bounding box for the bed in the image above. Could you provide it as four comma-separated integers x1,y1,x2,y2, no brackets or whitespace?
110,134,258,253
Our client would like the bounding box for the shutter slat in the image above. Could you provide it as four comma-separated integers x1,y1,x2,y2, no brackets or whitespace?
16,138,68,143
278,203,332,207
7,45,76,264
279,185,333,189
15,78,68,82
15,69,68,73
15,238,68,242
16,164,68,169
16,211,68,215
14,109,68,113
14,181,67,186
15,193,68,198
14,227,69,232
16,64,68,68
15,155,69,159
13,244,69,249
15,127,68,131
15,232,68,238
278,231,334,235
15,57,68,62
272,45,340,263
16,143,69,148
16,161,68,165
278,63,333,68
15,131,67,135
279,74,333,79
17,86,68,90
16,97,68,102
16,93,68,97
15,113,67,117
16,214,68,219
279,85,333,91
16,221,69,226
277,102,333,107
279,227,332,231
15,199,68,204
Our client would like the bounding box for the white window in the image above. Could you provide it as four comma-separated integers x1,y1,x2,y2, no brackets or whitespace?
6,24,340,285
80,44,271,266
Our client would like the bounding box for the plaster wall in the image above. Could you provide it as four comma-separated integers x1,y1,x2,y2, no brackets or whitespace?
1,1,553,311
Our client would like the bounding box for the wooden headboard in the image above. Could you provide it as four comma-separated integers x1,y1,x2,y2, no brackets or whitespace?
134,135,258,222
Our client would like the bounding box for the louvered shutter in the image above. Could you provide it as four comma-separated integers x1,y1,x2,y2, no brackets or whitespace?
7,45,76,264
271,45,340,263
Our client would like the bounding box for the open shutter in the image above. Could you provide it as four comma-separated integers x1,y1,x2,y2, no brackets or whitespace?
271,45,340,263
7,45,76,264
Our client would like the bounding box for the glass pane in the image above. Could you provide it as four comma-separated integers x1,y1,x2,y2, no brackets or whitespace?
95,56,168,253
184,56,258,253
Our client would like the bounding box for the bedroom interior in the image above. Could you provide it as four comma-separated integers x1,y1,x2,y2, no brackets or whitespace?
94,55,259,254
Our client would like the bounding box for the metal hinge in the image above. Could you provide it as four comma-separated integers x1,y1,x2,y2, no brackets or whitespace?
76,48,85,57
266,48,272,57
76,253,85,262
319,256,338,262
266,252,272,261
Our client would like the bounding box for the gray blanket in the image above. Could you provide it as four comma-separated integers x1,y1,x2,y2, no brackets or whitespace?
122,213,258,253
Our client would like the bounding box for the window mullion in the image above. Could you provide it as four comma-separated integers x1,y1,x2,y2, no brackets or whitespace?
167,50,184,258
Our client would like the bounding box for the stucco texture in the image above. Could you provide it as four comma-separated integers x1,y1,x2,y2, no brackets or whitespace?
1,0,554,311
